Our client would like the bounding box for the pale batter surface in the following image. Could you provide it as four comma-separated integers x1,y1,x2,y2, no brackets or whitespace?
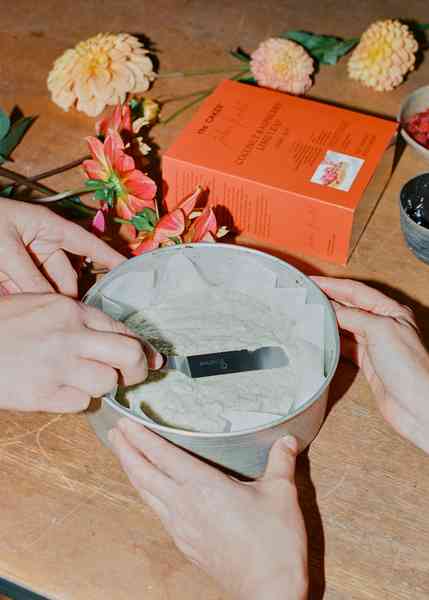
123,288,323,433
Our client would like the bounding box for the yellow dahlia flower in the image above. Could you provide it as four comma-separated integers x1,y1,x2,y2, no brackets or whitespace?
250,38,314,95
348,20,418,92
48,33,156,117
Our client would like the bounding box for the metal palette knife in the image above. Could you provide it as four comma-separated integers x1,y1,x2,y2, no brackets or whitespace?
161,346,288,378
161,346,288,431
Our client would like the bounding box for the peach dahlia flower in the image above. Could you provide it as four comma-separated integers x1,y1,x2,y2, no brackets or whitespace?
48,33,156,116
348,20,418,92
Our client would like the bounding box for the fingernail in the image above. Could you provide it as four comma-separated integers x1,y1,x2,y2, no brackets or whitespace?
151,351,164,370
281,435,298,453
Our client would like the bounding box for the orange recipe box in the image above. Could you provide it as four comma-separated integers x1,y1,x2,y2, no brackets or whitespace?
163,80,397,265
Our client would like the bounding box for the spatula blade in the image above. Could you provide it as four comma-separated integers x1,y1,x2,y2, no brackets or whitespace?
163,346,288,379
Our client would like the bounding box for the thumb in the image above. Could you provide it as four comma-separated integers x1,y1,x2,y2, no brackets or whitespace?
262,435,298,483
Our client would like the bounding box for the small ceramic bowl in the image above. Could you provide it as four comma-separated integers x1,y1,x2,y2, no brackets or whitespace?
398,85,429,162
399,172,429,265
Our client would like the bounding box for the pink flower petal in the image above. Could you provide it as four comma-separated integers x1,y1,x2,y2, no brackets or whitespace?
86,136,108,168
122,169,157,200
121,223,137,241
95,115,109,137
185,207,217,242
82,159,106,180
111,105,123,132
200,231,216,242
96,104,132,137
114,151,135,174
177,186,203,217
127,193,156,214
116,197,134,220
132,235,160,255
154,209,185,241
122,104,132,132
104,131,125,171
92,209,106,233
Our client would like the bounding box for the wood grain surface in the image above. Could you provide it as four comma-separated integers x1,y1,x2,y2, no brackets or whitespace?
0,1,428,599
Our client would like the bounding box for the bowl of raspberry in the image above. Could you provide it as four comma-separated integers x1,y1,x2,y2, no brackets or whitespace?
399,85,429,161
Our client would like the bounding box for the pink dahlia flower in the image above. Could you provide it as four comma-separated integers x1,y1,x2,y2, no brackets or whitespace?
251,38,314,95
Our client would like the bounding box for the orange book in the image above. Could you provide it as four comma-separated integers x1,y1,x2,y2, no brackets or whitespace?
163,80,397,264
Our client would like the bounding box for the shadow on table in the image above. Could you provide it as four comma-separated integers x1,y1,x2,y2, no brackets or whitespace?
296,449,325,599
294,358,357,599
326,358,358,419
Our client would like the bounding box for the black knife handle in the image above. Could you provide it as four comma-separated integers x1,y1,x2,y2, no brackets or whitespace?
187,349,253,378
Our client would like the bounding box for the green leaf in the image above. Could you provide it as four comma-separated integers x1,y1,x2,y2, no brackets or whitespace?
230,48,251,63
0,184,14,198
131,207,158,232
85,179,105,190
0,116,35,163
94,188,107,201
238,76,257,84
128,98,139,110
94,187,115,204
0,109,10,141
280,31,358,65
321,38,359,65
129,97,143,120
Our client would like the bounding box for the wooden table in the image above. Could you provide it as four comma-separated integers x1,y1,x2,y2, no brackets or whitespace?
1,1,429,598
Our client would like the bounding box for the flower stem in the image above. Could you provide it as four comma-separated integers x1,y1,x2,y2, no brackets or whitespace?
157,67,249,79
230,69,251,80
159,69,252,125
160,91,213,125
34,188,92,203
160,88,214,104
27,155,90,182
0,166,56,195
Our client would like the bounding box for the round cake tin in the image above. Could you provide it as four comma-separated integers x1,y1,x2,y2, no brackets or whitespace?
84,243,340,478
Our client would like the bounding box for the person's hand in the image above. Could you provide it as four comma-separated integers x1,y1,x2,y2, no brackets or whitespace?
109,419,308,600
0,293,162,412
312,277,429,454
0,199,124,296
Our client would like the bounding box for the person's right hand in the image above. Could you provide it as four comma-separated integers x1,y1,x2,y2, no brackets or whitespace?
109,419,308,600
0,293,162,412
312,277,429,454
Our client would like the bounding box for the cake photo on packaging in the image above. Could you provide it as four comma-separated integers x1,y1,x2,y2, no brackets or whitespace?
162,80,397,265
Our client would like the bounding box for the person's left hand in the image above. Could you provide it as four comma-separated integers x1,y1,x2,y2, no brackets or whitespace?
0,198,124,296
109,419,308,600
